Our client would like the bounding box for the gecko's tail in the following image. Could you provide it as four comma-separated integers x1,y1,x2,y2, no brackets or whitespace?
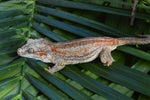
119,35,150,45
137,35,150,38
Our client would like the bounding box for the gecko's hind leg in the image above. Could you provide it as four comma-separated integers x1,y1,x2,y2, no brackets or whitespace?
100,48,114,66
44,63,65,75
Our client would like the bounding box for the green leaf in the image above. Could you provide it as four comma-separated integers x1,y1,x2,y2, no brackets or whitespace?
25,73,70,100
0,10,24,19
32,23,67,41
0,76,20,99
0,0,29,11
0,29,18,40
34,15,100,37
0,0,150,99
80,63,150,96
27,59,91,100
61,66,133,100
0,38,26,50
118,46,150,62
36,6,131,37
23,90,38,100
0,16,28,29
37,0,150,20
0,50,18,66
0,59,24,81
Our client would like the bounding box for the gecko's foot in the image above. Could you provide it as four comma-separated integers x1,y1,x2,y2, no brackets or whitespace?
44,67,54,75
44,64,65,75
100,49,115,66
103,58,114,66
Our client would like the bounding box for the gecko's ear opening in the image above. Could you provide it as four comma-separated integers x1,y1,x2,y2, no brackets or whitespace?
27,39,35,44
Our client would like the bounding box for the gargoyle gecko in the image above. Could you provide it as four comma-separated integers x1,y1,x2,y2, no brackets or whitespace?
17,35,150,74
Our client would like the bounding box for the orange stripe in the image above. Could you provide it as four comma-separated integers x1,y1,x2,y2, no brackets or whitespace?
50,40,125,56
36,52,47,57
51,47,67,55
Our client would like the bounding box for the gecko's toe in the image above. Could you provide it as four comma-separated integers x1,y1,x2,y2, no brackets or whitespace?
105,61,114,66
44,68,54,75
103,58,114,66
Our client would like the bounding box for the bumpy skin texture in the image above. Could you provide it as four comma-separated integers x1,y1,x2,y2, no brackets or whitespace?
17,36,150,74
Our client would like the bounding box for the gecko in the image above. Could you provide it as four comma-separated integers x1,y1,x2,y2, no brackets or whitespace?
17,35,150,74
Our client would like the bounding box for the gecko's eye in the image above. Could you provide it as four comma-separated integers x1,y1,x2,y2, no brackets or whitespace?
28,48,34,53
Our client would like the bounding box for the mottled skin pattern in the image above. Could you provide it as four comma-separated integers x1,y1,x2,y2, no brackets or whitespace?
17,36,150,74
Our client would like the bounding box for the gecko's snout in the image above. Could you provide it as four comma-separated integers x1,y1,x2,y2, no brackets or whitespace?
17,48,22,55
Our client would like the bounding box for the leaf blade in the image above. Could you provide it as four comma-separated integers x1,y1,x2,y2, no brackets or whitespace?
27,59,92,100
25,73,70,100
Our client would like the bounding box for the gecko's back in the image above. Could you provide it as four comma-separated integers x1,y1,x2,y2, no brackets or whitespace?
50,37,124,64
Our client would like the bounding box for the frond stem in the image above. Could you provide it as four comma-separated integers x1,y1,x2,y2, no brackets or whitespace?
27,0,36,38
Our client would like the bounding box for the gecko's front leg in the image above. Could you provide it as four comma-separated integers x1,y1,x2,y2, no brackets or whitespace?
44,63,65,75
100,48,115,66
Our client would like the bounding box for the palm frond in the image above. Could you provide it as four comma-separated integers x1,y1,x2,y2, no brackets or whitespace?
0,0,150,100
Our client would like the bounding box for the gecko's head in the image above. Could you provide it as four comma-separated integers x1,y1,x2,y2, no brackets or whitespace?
17,38,51,62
